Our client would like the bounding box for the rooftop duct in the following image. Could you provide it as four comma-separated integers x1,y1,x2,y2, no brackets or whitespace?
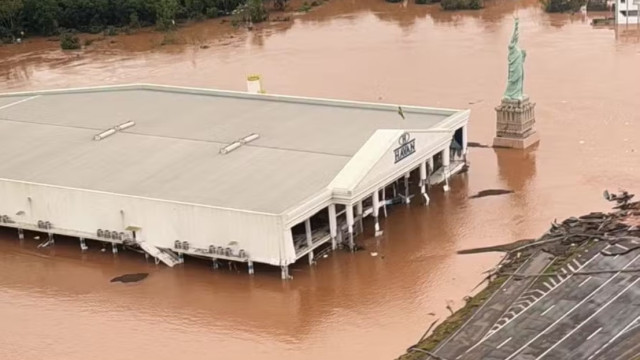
93,128,117,141
220,133,261,155
219,141,242,155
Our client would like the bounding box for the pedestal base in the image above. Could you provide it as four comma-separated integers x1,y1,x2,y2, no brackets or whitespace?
493,131,539,149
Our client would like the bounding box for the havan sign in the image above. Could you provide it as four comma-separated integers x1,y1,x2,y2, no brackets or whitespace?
394,132,416,163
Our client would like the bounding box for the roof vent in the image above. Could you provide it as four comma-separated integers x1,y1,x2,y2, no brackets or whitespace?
219,141,242,155
240,133,260,144
220,133,261,155
93,121,136,141
93,128,117,141
115,121,135,131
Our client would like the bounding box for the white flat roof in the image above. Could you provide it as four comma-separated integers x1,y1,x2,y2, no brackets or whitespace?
0,84,466,214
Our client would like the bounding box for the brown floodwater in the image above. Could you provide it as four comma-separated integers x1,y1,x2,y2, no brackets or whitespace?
0,0,639,359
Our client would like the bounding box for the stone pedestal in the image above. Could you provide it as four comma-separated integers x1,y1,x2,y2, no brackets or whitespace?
493,96,539,149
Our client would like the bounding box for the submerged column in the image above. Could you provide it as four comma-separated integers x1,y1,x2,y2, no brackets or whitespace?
442,148,451,192
420,162,430,206
346,204,355,251
372,189,382,237
356,201,364,234
462,125,468,155
382,187,388,217
79,237,88,251
48,232,54,246
305,218,313,265
281,265,290,280
328,204,337,250
248,260,254,275
404,172,411,205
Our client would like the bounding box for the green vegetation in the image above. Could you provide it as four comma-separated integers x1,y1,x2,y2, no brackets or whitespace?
272,0,289,10
441,0,483,10
0,0,289,44
298,0,322,12
586,0,608,11
541,0,586,12
59,31,80,49
231,0,268,25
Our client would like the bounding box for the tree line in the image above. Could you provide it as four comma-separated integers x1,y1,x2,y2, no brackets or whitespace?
0,0,268,43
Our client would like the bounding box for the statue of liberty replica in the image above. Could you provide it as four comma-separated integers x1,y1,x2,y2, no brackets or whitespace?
493,18,539,149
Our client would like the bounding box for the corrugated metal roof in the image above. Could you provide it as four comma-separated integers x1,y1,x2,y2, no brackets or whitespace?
0,85,462,214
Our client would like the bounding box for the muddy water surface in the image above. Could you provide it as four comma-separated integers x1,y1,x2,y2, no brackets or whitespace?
0,0,639,359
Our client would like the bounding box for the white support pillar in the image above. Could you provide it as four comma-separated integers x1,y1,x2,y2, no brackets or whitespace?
212,258,219,270
346,204,355,251
442,148,451,192
356,201,363,233
281,265,290,280
112,242,118,254
382,187,388,217
372,189,382,237
462,125,468,155
404,172,411,205
420,161,430,206
17,228,24,240
48,232,54,246
79,237,88,251
305,218,313,265
328,204,337,250
443,147,451,167
248,260,254,275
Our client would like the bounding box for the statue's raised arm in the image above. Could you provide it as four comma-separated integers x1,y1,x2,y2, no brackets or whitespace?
509,18,519,47
504,18,526,101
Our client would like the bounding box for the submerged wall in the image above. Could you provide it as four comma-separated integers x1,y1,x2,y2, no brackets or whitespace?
0,179,296,266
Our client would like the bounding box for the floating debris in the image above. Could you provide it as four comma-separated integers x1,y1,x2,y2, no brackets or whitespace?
467,142,492,149
469,189,514,199
111,273,148,283
460,190,640,279
370,252,378,257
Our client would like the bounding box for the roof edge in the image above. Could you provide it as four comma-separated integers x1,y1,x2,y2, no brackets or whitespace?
0,83,468,117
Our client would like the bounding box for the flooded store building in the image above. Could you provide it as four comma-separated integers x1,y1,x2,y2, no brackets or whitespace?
0,84,469,278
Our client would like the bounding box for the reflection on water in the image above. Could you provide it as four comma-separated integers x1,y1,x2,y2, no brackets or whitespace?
0,0,639,359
